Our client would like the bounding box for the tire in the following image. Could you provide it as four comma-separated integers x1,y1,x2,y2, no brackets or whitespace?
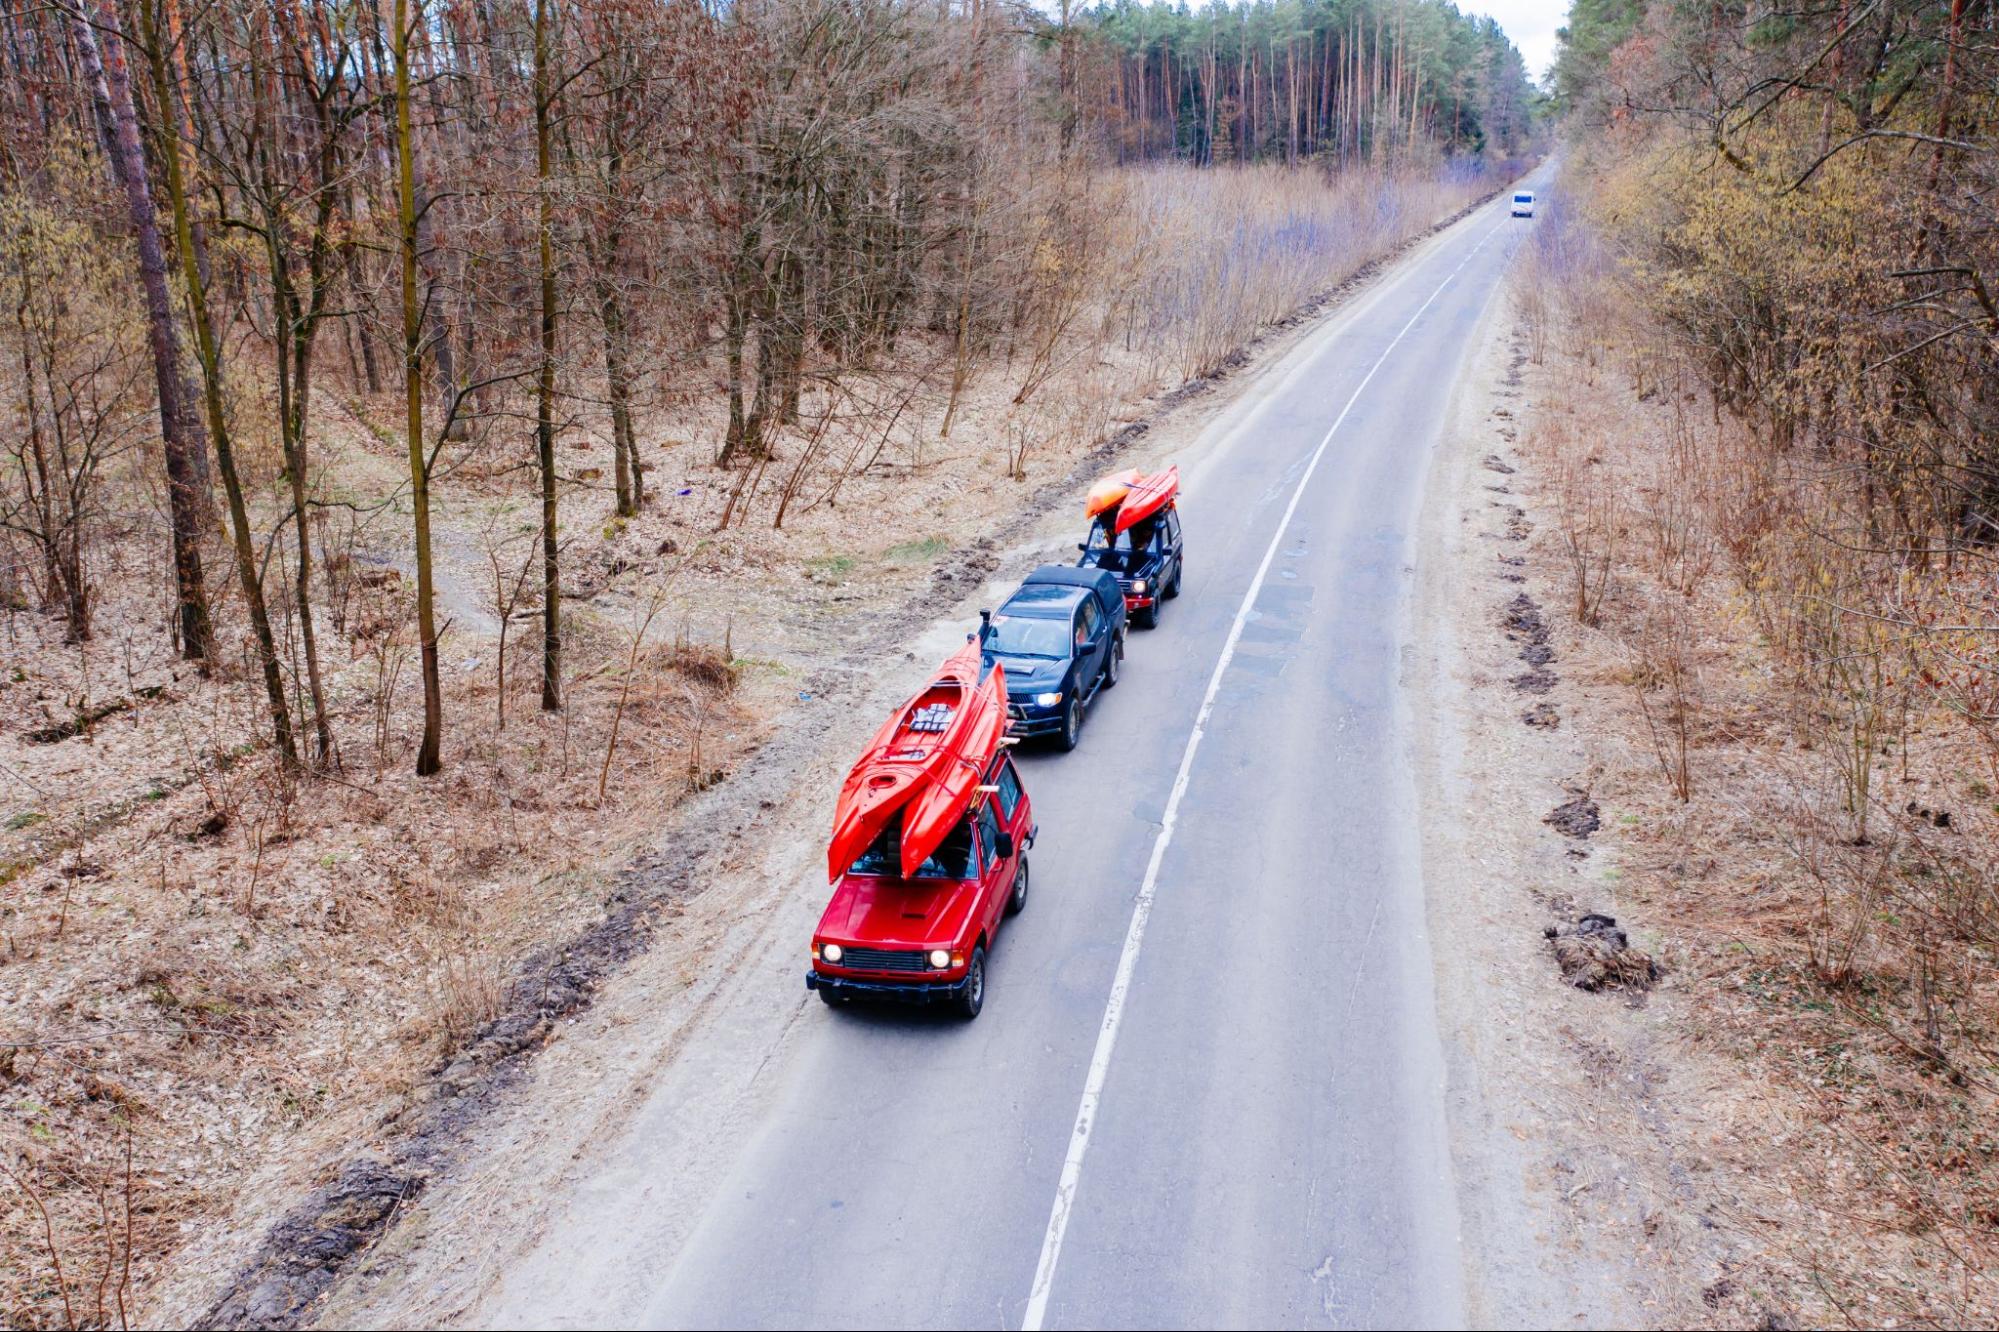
955,946,986,1020
1164,557,1183,599
1054,692,1082,752
1103,635,1123,688
1006,855,1030,916
1136,597,1160,630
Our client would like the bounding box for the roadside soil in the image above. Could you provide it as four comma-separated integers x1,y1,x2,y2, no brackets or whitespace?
1413,290,1737,1329
1415,279,1998,1328
47,186,1526,1329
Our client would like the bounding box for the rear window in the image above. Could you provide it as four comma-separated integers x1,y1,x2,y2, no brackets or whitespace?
849,814,976,880
1083,520,1162,573
993,756,1024,821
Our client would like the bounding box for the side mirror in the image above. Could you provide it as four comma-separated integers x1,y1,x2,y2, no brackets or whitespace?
995,831,1016,860
1076,542,1088,553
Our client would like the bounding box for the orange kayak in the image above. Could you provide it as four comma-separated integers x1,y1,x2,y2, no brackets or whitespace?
1085,470,1140,520
1112,465,1179,533
826,645,1008,881
895,660,1007,877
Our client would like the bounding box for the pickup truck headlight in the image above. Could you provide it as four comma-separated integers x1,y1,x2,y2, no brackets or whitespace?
928,948,951,969
1034,691,1063,707
1131,579,1148,595
820,943,843,964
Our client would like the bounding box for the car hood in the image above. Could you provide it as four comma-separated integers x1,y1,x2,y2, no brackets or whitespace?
985,653,1068,691
818,874,982,948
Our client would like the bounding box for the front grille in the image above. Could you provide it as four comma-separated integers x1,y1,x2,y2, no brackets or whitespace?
840,947,928,972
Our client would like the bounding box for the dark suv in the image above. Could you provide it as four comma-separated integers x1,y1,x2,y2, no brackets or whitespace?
980,565,1126,751
1079,505,1183,628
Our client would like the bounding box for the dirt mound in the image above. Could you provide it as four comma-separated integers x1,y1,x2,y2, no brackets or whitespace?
1543,794,1600,838
1544,913,1658,992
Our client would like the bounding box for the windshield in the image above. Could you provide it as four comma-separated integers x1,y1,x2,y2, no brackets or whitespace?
1082,519,1161,575
984,614,1071,660
848,814,977,880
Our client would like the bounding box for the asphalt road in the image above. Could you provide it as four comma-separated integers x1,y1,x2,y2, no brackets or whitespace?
628,175,1544,1331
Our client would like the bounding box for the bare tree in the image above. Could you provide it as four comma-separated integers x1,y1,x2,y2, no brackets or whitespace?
63,0,213,662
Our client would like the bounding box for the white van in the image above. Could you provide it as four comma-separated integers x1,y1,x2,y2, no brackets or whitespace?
1510,191,1535,218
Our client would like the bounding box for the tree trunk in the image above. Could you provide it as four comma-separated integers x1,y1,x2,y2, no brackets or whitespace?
598,273,640,516
129,0,298,771
534,0,561,712
395,0,443,775
67,1,213,662
249,25,337,769
720,275,748,464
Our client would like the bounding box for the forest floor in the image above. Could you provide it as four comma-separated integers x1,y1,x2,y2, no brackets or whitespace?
2,177,1514,1328
1416,293,1999,1328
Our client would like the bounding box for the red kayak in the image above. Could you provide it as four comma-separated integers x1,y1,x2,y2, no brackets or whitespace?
1086,470,1141,520
895,661,1008,877
826,645,1008,881
1112,465,1180,534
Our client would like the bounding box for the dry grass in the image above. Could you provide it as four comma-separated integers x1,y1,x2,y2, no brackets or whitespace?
1514,297,1999,1328
1114,161,1508,381
0,550,749,1329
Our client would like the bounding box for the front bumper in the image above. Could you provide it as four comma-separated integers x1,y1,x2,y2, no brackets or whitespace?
1122,593,1154,612
807,969,972,1004
1004,700,1065,736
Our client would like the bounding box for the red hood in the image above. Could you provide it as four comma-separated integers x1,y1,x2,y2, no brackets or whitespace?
815,873,982,949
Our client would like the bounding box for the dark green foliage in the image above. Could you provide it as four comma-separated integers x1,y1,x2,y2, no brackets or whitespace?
1073,0,1542,166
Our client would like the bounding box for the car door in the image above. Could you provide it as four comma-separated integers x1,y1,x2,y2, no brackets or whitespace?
1074,596,1104,690
974,799,1009,934
993,753,1029,845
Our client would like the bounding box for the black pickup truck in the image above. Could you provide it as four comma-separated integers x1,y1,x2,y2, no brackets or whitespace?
979,565,1127,751
1078,505,1184,628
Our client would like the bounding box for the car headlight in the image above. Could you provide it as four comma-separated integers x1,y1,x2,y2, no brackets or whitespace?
1034,691,1063,707
821,943,843,964
928,948,951,969
1132,579,1148,594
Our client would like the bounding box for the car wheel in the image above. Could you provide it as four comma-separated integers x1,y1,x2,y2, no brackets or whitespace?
1054,692,1082,752
1006,856,1030,916
955,946,986,1020
1137,597,1160,629
1165,558,1183,599
1104,635,1123,688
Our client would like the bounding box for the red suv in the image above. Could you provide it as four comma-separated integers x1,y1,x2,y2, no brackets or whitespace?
808,751,1035,1019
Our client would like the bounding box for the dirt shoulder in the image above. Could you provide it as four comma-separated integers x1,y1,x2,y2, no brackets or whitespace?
1412,282,1731,1328
1413,275,1999,1327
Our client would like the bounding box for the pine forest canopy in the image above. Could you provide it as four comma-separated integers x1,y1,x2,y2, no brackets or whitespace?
1076,0,1541,164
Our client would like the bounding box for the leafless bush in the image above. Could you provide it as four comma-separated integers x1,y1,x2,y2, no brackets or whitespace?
1639,404,1719,597
427,945,507,1046
1003,418,1036,482
1629,599,1700,802
1552,449,1618,627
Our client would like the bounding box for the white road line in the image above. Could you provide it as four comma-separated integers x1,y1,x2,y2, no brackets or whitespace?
1019,217,1508,1332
